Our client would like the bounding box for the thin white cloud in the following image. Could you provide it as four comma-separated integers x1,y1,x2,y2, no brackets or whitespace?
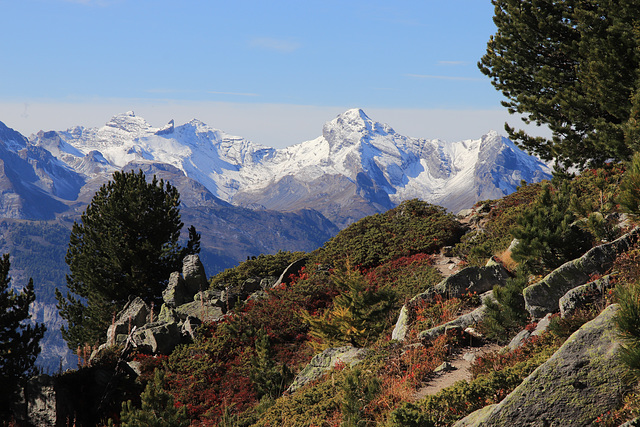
208,91,259,97
249,38,301,53
406,74,484,82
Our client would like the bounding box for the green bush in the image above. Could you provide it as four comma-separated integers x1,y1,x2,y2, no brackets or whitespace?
117,369,189,427
316,200,463,270
210,250,306,290
618,153,640,218
511,181,593,274
454,182,543,266
614,280,640,382
302,269,395,350
480,269,531,343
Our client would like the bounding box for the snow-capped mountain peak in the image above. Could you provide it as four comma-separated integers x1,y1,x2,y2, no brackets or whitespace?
24,109,551,226
104,111,154,134
322,108,395,150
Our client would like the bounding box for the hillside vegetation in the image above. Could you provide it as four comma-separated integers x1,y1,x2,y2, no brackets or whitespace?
40,160,636,427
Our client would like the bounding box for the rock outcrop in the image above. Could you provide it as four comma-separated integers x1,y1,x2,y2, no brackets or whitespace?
456,304,628,426
559,275,613,318
392,264,508,341
523,227,638,318
286,346,370,394
418,291,494,342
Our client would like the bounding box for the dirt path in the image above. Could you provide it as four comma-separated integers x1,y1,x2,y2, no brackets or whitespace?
412,342,502,400
432,253,463,278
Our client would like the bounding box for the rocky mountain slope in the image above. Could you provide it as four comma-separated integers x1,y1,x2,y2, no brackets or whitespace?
29,108,552,228
0,109,551,374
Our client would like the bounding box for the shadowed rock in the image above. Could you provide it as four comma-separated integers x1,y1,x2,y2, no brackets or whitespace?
524,228,638,318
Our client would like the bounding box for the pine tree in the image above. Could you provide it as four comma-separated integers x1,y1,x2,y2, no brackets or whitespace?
511,182,592,274
482,269,531,342
0,253,46,417
479,0,640,168
118,369,190,427
341,367,380,427
56,169,200,350
618,152,640,217
303,269,395,350
249,329,292,400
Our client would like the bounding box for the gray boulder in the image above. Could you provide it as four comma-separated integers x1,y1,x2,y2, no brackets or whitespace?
391,264,507,342
286,346,369,393
24,374,56,427
507,328,532,351
418,305,487,343
463,304,628,426
241,277,263,295
162,271,187,307
453,404,496,427
433,264,510,299
559,275,613,318
133,321,182,355
157,303,180,324
175,299,224,323
182,254,209,296
271,257,308,288
163,255,210,307
507,313,552,351
106,297,150,343
524,227,638,318
391,305,411,341
181,316,202,341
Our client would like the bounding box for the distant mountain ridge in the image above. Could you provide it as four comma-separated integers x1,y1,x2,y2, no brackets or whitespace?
28,108,552,228
0,109,552,371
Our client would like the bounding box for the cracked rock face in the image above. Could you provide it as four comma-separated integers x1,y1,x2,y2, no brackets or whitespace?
458,304,628,426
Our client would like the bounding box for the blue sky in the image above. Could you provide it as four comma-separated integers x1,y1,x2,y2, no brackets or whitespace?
0,0,546,148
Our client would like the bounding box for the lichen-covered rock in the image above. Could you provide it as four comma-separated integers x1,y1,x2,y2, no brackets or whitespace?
162,271,186,307
286,346,369,393
182,254,209,296
524,228,638,318
453,404,496,427
418,305,487,342
433,264,510,299
175,300,224,323
106,297,150,342
241,277,262,295
507,328,532,351
133,322,181,355
260,276,278,289
391,306,410,341
24,374,56,427
559,275,612,318
471,304,627,426
181,316,202,341
158,303,180,324
391,265,505,342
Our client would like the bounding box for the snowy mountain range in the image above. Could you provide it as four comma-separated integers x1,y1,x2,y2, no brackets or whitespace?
0,108,552,371
26,108,551,227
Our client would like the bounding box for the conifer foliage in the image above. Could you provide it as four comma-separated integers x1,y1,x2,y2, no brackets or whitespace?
56,169,199,350
619,153,640,217
511,182,592,274
0,253,45,417
479,0,640,168
303,269,395,350
118,369,190,427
